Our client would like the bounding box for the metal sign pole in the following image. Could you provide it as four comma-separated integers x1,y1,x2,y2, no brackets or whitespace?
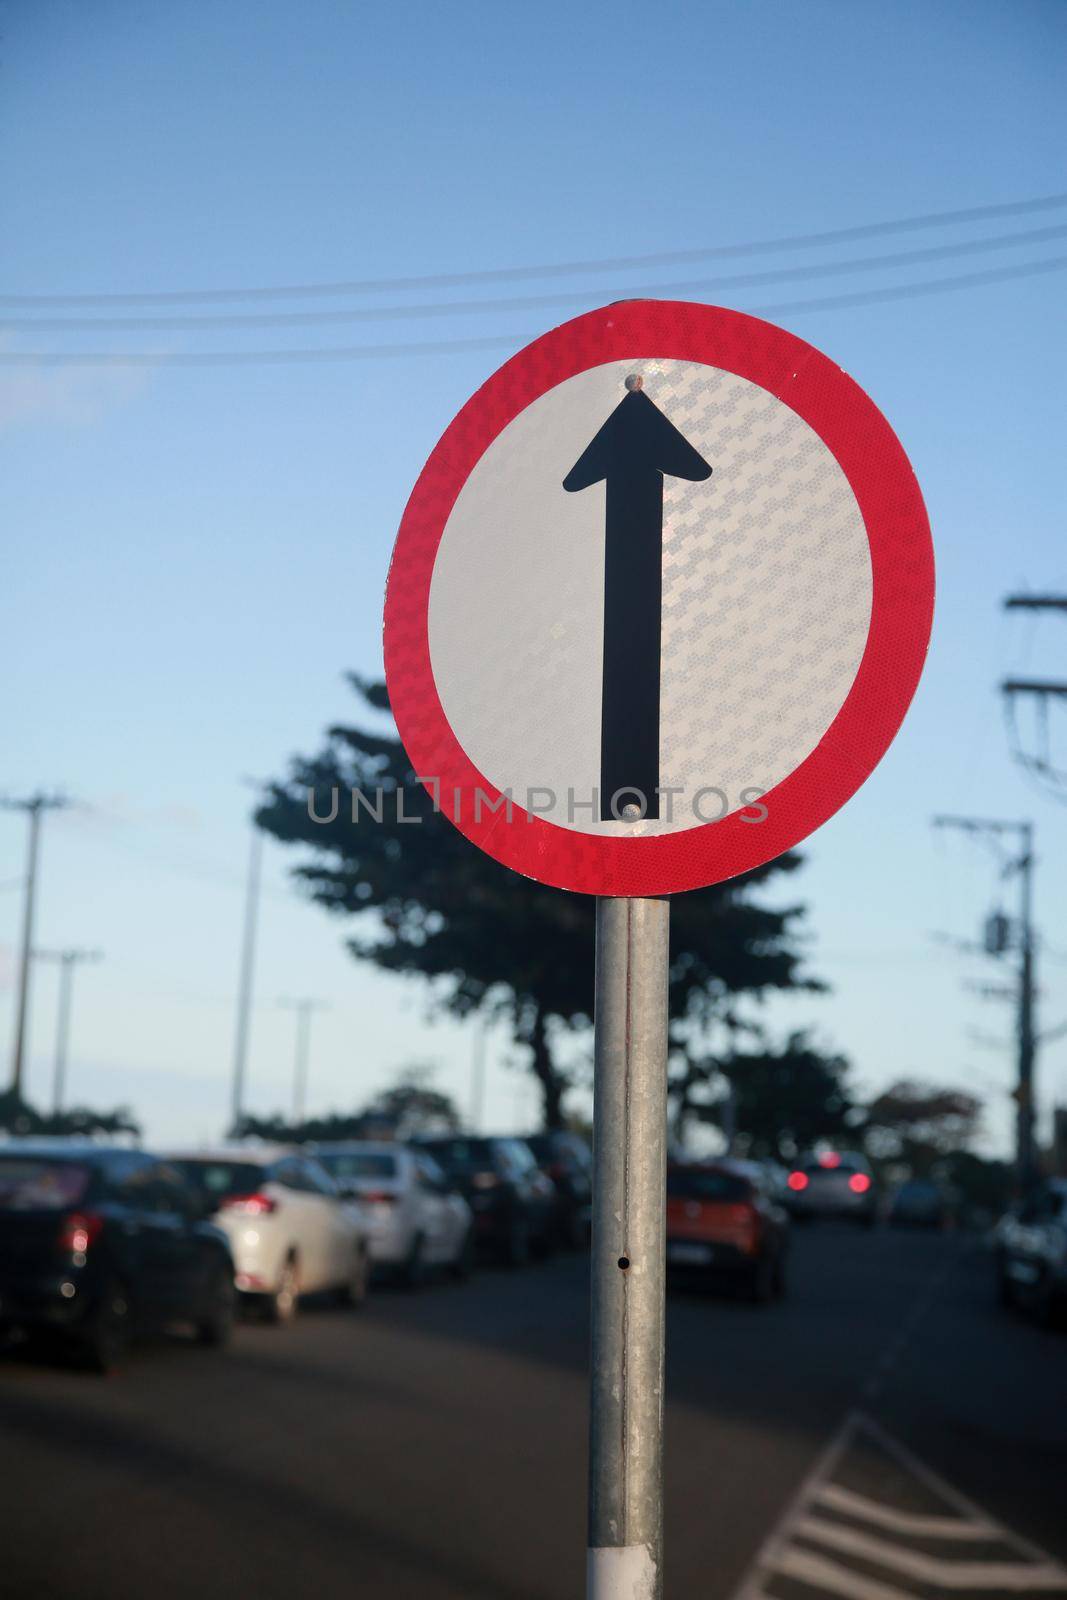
588,895,670,1600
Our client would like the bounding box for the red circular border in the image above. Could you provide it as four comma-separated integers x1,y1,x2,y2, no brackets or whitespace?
384,301,933,897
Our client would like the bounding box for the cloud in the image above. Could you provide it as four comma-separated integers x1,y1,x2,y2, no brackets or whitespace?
0,346,159,430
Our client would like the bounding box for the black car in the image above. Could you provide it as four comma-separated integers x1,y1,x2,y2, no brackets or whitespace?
523,1132,592,1248
0,1143,236,1371
415,1136,556,1265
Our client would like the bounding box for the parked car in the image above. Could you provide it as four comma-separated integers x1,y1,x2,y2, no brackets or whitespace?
888,1179,953,1230
314,1142,473,1285
415,1136,556,1264
996,1179,1067,1325
666,1159,789,1301
0,1142,235,1371
523,1131,592,1248
784,1150,877,1225
168,1146,369,1322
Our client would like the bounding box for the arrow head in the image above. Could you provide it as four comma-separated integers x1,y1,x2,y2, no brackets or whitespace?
563,387,712,492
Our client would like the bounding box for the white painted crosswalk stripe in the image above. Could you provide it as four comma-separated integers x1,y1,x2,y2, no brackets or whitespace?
811,1482,999,1541
793,1514,1067,1590
730,1412,1067,1600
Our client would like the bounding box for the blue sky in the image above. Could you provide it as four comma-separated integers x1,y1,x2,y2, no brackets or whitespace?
2,0,1066,1151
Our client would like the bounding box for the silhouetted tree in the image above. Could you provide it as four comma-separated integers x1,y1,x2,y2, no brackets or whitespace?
678,1032,853,1160
257,677,825,1129
0,1090,140,1141
229,1064,460,1143
864,1079,983,1173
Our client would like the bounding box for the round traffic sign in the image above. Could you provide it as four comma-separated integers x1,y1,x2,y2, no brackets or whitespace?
384,300,933,896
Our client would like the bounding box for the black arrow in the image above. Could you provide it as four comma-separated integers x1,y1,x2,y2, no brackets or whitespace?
563,378,712,821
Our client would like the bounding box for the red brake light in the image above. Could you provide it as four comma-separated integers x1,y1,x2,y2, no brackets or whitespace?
787,1171,808,1191
58,1212,104,1253
820,1152,841,1169
849,1173,871,1194
359,1190,397,1205
221,1192,278,1216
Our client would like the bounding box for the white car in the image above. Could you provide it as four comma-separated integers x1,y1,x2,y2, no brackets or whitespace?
314,1142,473,1286
168,1146,370,1321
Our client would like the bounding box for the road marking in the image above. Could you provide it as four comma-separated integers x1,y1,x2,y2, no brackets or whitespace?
794,1514,1067,1589
729,1412,1067,1600
812,1482,998,1540
774,1544,932,1600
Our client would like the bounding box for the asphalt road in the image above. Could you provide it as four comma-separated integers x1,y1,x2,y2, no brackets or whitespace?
1,1227,1065,1600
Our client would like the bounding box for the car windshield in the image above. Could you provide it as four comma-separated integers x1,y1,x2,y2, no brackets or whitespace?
173,1160,266,1199
668,1168,750,1202
421,1139,494,1172
805,1156,863,1176
318,1151,397,1180
0,1158,92,1210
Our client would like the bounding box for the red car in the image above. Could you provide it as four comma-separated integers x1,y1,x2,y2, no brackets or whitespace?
666,1160,789,1302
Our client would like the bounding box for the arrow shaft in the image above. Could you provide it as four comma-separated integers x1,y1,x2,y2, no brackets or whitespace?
600,471,663,821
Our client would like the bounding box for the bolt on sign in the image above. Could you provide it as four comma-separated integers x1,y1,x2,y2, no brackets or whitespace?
384,300,934,896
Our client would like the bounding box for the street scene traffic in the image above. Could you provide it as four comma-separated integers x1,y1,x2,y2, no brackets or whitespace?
3,4,1066,1599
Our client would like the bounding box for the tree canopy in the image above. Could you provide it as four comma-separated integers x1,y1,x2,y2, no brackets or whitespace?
257,676,827,1129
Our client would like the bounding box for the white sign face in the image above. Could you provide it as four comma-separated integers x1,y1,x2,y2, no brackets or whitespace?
427,358,872,838
385,300,933,896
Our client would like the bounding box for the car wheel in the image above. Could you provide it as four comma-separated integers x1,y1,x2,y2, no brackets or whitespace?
502,1218,531,1268
449,1226,476,1281
80,1277,133,1373
264,1254,300,1324
336,1247,370,1308
197,1263,237,1348
400,1234,427,1289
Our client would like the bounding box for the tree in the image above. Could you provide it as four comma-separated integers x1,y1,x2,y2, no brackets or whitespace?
257,676,825,1130
0,1089,140,1141
230,1065,460,1143
675,1032,853,1160
363,1065,461,1138
863,1079,983,1172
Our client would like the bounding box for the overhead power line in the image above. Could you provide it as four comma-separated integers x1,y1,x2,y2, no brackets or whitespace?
2,190,1065,307
7,221,1063,332
2,253,1063,367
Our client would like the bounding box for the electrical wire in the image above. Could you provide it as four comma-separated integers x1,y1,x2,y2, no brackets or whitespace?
6,223,1064,332
3,190,1065,307
2,253,1063,366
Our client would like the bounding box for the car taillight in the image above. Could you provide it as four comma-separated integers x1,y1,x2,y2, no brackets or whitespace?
359,1190,397,1205
714,1202,761,1253
849,1173,871,1194
221,1192,278,1216
787,1171,808,1191
58,1212,104,1253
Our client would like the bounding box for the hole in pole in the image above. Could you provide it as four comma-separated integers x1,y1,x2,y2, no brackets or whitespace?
617,1256,631,1271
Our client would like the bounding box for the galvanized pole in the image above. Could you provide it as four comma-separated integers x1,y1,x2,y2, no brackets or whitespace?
588,895,670,1600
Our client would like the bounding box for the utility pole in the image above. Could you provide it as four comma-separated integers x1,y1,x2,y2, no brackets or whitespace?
2,793,69,1097
1001,593,1067,796
932,816,1037,1190
279,997,328,1125
33,949,103,1113
230,825,263,1130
